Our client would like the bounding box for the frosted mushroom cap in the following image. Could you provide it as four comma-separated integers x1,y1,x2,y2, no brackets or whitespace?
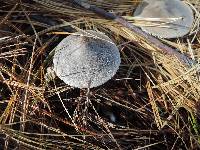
133,0,194,38
53,30,121,88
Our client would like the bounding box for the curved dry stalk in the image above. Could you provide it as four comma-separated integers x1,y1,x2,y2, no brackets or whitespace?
71,0,194,66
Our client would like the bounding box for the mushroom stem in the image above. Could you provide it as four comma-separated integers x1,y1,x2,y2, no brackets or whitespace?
72,0,194,67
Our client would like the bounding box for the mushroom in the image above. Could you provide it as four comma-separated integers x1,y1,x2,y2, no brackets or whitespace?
133,0,194,38
53,30,121,88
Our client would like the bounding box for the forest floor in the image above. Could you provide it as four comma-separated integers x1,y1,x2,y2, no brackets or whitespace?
0,0,200,149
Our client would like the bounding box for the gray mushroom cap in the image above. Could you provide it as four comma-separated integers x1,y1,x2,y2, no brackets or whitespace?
53,30,121,88
133,0,194,38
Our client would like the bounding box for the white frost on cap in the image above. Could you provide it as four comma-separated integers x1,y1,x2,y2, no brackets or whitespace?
133,0,194,38
53,30,121,88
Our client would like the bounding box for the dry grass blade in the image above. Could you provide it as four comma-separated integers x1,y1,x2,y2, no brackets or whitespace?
0,48,27,58
146,81,163,129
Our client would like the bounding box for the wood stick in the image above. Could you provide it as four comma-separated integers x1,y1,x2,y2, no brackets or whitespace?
72,0,194,67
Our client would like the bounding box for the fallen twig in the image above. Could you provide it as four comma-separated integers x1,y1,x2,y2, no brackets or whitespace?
71,0,194,67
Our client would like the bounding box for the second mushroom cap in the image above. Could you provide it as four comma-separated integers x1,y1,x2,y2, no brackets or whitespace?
133,0,194,38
